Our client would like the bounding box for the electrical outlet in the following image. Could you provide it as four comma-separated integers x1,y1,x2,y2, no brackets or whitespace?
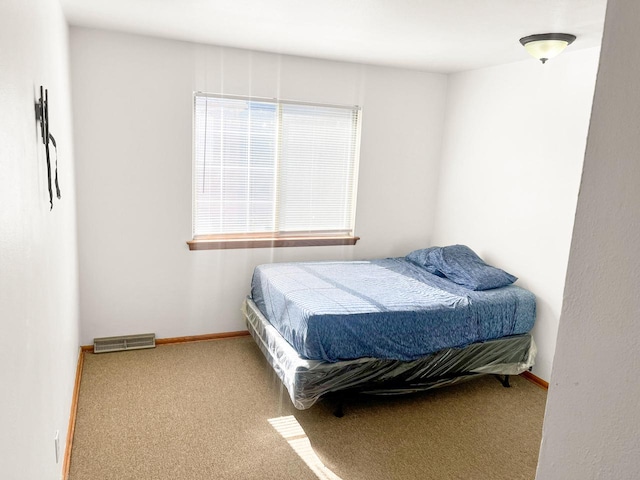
54,430,60,464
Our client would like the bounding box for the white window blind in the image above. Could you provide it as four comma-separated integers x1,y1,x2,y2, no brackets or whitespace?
193,94,361,238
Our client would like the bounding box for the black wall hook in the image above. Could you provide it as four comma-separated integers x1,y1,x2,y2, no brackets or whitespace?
35,86,61,210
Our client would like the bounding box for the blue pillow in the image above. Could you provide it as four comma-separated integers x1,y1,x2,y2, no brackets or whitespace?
407,245,517,290
405,247,446,277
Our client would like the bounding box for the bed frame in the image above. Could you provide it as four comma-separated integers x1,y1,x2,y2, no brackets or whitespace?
243,297,536,413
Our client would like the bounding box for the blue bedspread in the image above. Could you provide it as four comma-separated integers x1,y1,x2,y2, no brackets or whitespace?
250,258,535,362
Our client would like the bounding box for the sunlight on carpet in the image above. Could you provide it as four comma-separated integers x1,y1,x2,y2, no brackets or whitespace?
269,415,343,480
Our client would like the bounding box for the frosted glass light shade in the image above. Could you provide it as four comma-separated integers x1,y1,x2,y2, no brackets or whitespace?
519,33,576,64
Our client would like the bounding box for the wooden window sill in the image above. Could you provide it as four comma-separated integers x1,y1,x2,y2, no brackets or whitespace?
187,235,360,251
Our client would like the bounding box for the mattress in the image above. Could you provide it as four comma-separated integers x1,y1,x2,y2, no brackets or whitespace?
251,258,536,362
243,297,537,410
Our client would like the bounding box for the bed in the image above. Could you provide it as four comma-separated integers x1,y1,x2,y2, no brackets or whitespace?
243,245,537,411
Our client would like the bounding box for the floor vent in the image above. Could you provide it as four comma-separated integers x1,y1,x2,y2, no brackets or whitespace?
93,333,156,353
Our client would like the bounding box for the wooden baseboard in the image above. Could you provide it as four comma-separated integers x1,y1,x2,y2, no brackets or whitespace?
155,330,250,345
62,348,84,480
520,371,549,390
80,330,251,353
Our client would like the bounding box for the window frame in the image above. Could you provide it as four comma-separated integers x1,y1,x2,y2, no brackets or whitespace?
188,93,362,251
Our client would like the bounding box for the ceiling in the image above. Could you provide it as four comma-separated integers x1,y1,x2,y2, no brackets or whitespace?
60,0,607,73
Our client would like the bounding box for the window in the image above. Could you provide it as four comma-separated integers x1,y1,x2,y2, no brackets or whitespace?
188,93,361,250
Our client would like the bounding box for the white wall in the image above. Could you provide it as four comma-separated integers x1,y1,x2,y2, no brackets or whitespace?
431,48,600,380
70,28,448,344
0,1,79,478
537,0,640,477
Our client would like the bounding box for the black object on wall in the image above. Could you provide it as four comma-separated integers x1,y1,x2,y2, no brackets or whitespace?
35,86,61,210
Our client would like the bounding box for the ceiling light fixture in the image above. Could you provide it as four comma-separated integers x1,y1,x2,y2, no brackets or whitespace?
519,33,576,64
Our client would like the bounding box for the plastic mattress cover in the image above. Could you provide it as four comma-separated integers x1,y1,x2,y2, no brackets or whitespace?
242,297,537,410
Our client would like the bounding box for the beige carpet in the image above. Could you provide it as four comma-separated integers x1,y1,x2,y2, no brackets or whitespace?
69,337,546,480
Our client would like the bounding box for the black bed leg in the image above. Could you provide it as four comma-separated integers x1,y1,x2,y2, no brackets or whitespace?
328,391,346,417
495,374,511,388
